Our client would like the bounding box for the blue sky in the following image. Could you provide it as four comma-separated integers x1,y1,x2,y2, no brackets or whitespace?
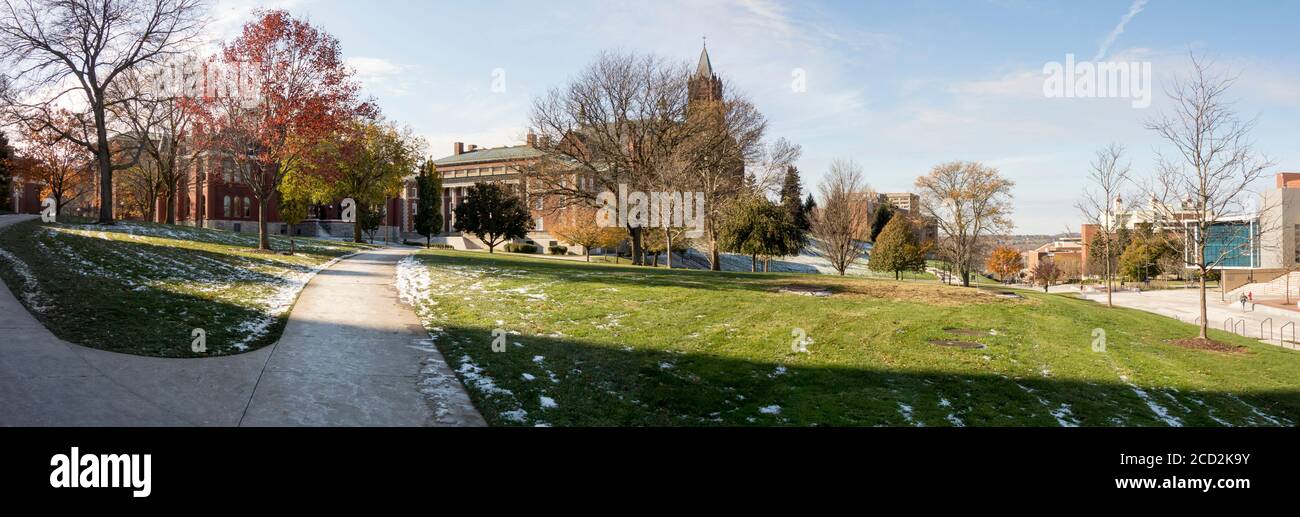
207,0,1300,233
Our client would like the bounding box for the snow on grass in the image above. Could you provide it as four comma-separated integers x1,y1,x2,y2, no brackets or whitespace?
1226,394,1290,426
1016,383,1080,427
758,404,781,415
898,403,922,426
539,395,558,409
0,248,49,312
229,250,360,351
1121,376,1183,427
455,354,514,397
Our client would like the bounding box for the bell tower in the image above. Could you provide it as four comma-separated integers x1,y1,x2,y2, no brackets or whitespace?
688,40,723,106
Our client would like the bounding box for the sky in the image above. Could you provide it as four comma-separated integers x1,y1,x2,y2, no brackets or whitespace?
203,0,1300,234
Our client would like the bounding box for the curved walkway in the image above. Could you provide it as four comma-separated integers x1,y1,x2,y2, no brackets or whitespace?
0,214,484,426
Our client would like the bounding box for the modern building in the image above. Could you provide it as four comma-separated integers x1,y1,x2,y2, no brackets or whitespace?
1023,236,1085,280
884,192,919,213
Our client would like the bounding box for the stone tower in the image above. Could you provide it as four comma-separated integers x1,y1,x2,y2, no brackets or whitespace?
688,43,723,106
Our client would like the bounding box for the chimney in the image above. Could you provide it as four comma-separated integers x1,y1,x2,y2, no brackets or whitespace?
526,131,537,148
453,142,464,155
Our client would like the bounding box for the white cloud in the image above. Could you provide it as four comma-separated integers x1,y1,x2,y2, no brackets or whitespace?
1095,0,1149,61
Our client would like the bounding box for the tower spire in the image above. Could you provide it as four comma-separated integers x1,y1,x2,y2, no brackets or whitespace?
696,39,714,78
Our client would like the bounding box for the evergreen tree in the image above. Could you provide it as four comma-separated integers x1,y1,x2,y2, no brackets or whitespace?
869,202,894,242
453,182,531,253
414,161,442,248
718,195,803,272
868,214,929,280
779,165,809,231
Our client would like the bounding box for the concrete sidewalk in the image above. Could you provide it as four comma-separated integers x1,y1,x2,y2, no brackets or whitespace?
1080,288,1300,348
0,214,483,426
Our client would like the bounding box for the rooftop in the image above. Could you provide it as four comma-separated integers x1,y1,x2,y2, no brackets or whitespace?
432,144,544,167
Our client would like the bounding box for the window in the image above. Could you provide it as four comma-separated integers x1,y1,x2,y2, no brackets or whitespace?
223,196,232,218
1293,224,1300,263
243,197,252,218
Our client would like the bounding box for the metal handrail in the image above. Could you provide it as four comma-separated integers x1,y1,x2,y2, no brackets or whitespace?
1224,318,1234,332
1281,321,1295,349
1261,318,1273,341
1234,319,1247,336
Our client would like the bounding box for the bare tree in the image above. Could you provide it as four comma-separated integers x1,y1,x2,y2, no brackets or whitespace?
915,161,1015,287
1077,144,1131,307
810,159,873,276
0,0,207,224
1143,54,1273,340
109,55,203,224
678,90,769,270
526,51,696,266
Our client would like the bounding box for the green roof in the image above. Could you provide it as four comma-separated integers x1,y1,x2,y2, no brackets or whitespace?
432,145,544,167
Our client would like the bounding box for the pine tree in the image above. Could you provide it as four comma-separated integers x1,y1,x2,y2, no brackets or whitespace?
414,161,442,248
868,214,929,280
869,202,894,242
779,165,808,231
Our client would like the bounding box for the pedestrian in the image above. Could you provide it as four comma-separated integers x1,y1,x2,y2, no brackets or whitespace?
1248,291,1254,303
1240,293,1248,311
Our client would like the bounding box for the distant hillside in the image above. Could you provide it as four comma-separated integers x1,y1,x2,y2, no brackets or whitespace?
993,233,1080,252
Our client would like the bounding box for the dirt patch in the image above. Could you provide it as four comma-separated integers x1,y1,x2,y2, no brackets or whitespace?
1167,338,1249,354
928,339,987,349
777,285,833,297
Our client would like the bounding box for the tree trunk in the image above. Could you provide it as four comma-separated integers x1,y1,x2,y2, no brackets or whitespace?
751,254,757,272
165,192,176,225
764,258,769,273
1105,238,1113,308
1198,268,1209,339
664,228,673,269
585,249,590,262
94,104,114,225
258,198,270,250
629,227,643,266
353,207,363,243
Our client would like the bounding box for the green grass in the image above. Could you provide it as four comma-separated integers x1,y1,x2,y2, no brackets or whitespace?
398,249,1300,427
0,219,376,356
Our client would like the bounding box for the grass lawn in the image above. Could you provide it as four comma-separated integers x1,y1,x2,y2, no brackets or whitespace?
397,249,1300,427
0,218,376,356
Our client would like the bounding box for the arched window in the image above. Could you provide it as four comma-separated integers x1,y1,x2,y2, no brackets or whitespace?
223,196,232,218
243,197,252,218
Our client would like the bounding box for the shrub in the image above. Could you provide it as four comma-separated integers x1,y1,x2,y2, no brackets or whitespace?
403,240,452,249
548,245,568,255
506,243,539,254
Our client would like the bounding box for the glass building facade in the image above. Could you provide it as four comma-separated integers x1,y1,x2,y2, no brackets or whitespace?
1195,220,1260,268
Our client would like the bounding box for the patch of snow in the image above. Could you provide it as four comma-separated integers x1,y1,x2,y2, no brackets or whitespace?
759,404,781,415
539,396,558,409
0,248,49,312
521,373,536,381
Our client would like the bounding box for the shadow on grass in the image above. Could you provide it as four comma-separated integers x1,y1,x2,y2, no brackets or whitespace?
0,219,355,357
427,321,1300,427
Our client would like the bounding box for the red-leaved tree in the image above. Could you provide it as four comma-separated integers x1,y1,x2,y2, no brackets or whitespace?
193,10,365,250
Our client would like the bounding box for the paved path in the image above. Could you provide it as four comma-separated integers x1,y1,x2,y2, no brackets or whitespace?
1080,288,1300,349
0,214,484,426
